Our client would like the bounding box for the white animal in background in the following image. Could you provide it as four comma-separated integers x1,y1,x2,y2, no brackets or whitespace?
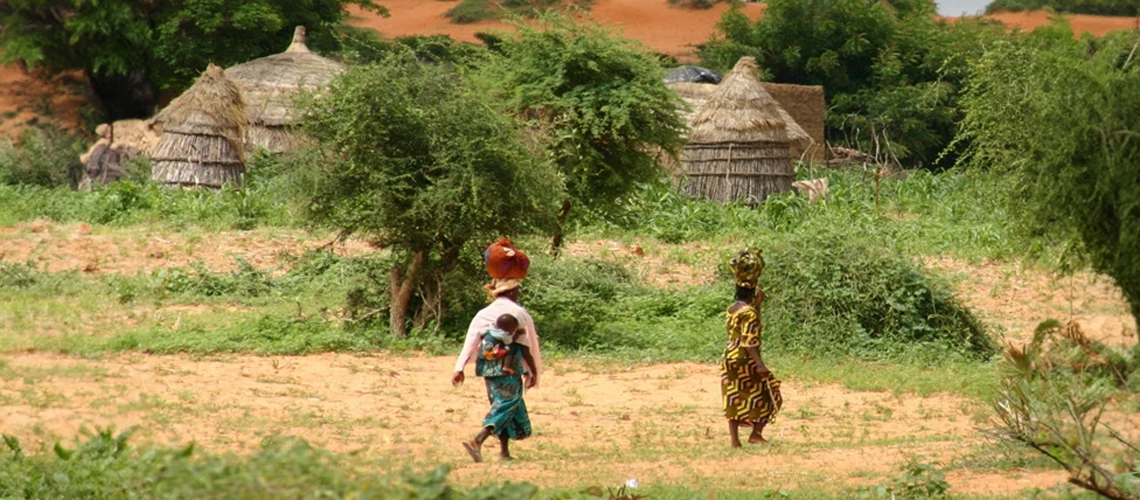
792,178,829,204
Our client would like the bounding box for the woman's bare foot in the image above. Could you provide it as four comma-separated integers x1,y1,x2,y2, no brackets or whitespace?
748,424,768,444
500,453,514,461
462,440,483,463
748,434,769,444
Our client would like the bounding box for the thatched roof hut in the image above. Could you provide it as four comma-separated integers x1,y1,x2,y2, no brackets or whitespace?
226,26,346,153
668,81,814,157
679,57,795,204
150,64,247,188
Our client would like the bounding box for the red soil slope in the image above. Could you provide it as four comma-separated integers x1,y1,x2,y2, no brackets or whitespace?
983,10,1138,35
347,0,766,59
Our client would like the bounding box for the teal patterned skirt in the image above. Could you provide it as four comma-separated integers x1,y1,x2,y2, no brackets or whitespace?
482,374,532,440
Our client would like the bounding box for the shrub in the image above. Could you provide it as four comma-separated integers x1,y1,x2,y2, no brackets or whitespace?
0,126,85,188
515,236,994,362
0,430,537,499
958,30,1140,326
763,231,995,361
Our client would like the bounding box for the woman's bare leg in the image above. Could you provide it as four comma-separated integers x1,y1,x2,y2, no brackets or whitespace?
498,433,511,460
728,419,743,448
463,427,493,463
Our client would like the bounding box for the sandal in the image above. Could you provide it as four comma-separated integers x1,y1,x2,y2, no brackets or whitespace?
462,440,483,463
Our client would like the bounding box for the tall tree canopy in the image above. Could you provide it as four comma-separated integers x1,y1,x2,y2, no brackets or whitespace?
0,0,384,120
478,13,686,249
300,53,563,336
699,0,1006,166
957,28,1140,325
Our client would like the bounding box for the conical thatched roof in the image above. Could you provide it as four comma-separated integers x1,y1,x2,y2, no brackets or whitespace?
667,81,813,149
226,26,346,128
686,57,791,145
150,63,247,188
153,64,247,148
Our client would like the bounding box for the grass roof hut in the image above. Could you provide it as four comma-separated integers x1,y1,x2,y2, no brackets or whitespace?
226,26,346,154
679,57,795,204
150,63,247,188
667,81,813,158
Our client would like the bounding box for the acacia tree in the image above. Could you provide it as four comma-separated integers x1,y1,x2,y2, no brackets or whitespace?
957,29,1140,326
299,54,563,337
0,0,384,120
478,13,687,252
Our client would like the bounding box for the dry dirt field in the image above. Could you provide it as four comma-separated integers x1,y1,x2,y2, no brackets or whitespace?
1,224,1136,496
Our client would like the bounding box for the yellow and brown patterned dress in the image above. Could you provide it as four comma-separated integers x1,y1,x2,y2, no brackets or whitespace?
720,304,782,424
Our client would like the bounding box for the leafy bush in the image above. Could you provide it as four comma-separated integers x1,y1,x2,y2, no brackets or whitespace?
0,261,40,290
516,237,994,362
958,29,1140,325
698,0,1009,166
764,232,994,361
0,126,85,188
859,458,951,498
0,430,537,499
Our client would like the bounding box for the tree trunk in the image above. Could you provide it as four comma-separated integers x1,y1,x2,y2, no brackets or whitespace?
87,69,158,121
389,251,425,337
551,199,572,258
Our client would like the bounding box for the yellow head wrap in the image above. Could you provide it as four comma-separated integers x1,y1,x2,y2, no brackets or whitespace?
730,247,765,289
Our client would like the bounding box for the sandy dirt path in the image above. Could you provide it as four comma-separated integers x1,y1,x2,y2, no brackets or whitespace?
0,352,1068,495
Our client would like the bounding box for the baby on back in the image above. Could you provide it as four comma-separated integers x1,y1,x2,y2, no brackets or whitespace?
480,314,522,376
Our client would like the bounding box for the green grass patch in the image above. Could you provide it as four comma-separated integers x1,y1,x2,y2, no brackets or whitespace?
580,169,1032,264
0,430,536,499
0,152,312,230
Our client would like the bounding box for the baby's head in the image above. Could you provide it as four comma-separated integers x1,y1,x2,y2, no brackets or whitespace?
495,314,519,335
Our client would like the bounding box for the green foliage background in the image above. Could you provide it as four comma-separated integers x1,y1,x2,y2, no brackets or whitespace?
699,0,1008,167
958,27,1140,324
479,13,687,214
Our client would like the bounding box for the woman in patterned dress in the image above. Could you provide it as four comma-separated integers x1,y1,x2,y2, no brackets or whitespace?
722,248,783,447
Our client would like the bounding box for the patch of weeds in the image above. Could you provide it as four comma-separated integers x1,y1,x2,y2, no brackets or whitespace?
108,315,377,356
157,258,273,298
858,458,950,498
0,430,538,498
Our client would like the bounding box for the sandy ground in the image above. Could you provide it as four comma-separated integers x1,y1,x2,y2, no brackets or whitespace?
0,227,1135,494
0,352,1070,494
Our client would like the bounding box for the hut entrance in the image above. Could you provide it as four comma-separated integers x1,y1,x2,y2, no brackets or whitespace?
679,57,794,204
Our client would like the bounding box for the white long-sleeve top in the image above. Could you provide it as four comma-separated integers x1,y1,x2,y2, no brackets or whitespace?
453,297,542,387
